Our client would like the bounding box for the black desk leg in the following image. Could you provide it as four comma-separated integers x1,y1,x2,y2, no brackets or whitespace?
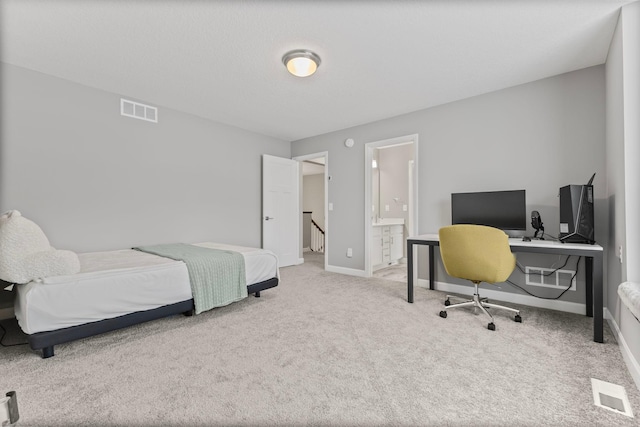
591,254,604,343
585,257,593,318
429,246,435,290
407,241,414,303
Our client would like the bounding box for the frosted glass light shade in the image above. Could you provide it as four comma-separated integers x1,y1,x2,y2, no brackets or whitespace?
282,50,321,77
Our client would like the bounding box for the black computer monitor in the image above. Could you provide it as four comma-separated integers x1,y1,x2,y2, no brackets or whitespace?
451,189,527,237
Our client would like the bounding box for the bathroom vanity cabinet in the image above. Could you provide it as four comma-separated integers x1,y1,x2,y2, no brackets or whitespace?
372,219,404,271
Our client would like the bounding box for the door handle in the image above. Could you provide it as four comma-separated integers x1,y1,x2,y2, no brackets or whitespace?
265,216,275,221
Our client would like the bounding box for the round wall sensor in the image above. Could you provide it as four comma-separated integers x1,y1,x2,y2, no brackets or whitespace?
344,138,354,148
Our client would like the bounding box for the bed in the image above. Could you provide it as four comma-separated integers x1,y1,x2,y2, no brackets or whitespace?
14,242,279,358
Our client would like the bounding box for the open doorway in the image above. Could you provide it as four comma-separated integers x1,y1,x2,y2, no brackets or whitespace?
364,135,418,278
293,152,329,271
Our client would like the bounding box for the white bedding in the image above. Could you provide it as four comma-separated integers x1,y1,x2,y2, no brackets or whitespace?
15,243,279,334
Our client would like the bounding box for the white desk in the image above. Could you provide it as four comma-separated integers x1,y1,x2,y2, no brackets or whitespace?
406,233,604,343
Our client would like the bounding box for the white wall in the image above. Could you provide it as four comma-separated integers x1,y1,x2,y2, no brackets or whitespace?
0,63,290,252
621,3,640,283
606,3,640,390
606,6,625,304
292,65,607,294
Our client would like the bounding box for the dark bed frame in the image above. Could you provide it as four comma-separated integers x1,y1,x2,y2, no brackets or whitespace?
27,277,278,358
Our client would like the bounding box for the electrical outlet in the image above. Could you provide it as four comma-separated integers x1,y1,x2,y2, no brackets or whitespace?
619,245,623,264
557,271,575,288
403,204,407,211
525,266,576,290
526,268,544,285
385,204,390,212
329,203,333,211
347,248,353,258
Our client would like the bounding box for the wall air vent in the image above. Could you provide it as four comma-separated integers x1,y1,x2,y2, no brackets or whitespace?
120,98,158,123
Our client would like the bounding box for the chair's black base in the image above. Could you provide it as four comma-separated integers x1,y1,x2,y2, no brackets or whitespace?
439,296,523,330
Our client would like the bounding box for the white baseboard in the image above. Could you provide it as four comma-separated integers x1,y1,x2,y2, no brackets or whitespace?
606,307,640,392
417,279,586,315
326,265,367,277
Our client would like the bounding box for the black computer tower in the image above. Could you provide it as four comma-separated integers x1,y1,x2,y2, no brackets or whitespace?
559,184,595,244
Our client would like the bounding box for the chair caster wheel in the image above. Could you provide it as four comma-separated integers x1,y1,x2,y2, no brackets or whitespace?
488,322,496,331
515,314,522,323
444,299,451,306
439,311,448,318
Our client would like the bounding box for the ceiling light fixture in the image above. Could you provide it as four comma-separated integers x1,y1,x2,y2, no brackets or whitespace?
282,49,321,77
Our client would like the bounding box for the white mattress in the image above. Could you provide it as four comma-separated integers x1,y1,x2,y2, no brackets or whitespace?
15,243,279,334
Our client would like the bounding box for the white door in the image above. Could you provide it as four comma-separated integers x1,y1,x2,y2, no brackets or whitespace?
262,154,300,267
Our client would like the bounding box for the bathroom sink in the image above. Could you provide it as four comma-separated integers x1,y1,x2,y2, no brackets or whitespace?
373,218,405,226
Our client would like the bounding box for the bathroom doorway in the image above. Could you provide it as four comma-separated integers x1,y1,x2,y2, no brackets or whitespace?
364,135,418,278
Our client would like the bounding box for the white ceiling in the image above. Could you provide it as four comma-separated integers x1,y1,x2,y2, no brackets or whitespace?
1,1,634,141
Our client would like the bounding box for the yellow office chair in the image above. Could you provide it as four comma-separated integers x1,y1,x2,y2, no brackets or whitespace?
438,224,522,330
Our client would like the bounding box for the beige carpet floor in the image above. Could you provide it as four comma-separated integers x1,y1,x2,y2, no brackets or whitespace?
1,251,639,426
372,262,407,283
